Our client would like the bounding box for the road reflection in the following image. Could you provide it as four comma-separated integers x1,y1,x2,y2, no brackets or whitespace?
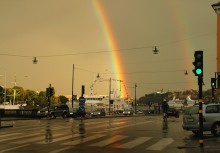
162,119,169,138
45,121,52,143
79,119,86,140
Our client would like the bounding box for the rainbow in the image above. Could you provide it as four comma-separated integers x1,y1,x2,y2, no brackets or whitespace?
92,0,127,98
167,1,197,90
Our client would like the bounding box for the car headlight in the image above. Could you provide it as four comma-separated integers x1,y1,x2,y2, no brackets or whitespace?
128,112,130,113
91,113,93,115
98,112,101,114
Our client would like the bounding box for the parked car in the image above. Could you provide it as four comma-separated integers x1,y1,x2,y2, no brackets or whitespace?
91,108,106,117
112,110,123,115
123,108,134,115
37,104,69,119
69,107,78,118
135,110,144,114
182,103,220,136
167,108,179,118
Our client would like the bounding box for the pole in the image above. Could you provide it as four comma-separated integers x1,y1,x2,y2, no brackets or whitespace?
4,72,6,103
72,64,74,108
212,87,215,103
135,83,137,113
198,76,204,147
109,77,111,115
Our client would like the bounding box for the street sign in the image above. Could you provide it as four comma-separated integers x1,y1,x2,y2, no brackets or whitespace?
79,96,86,103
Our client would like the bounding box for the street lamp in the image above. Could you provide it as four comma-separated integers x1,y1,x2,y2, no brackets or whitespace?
152,46,159,54
212,2,220,14
134,83,137,113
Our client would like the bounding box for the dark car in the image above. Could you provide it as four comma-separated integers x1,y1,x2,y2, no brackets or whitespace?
37,104,69,119
91,108,106,117
167,108,179,118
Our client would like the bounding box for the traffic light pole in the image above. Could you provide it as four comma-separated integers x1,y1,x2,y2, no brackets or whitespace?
212,86,215,103
198,76,204,147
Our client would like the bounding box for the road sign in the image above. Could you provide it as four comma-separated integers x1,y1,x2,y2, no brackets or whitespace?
79,96,86,103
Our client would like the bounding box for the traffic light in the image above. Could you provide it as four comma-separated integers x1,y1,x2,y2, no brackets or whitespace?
46,87,54,97
50,87,54,96
193,51,203,76
46,87,50,97
211,78,216,89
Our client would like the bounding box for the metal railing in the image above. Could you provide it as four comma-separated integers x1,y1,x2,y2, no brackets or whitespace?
0,109,39,118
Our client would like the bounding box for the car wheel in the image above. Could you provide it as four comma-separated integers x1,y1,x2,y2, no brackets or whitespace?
62,112,67,118
192,130,199,135
50,113,56,119
211,122,220,136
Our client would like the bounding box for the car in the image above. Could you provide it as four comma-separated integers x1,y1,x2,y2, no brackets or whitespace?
37,104,69,119
91,108,106,117
182,103,220,136
69,107,79,118
167,108,179,118
135,110,144,114
123,109,134,115
112,110,123,115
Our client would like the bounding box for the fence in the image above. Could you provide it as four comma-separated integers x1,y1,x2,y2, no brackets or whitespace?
0,109,39,118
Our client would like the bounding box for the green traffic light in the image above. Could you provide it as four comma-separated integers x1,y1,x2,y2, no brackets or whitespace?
196,69,202,75
212,83,215,87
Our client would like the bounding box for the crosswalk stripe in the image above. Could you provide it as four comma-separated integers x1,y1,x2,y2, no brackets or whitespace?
0,133,40,143
62,134,106,146
105,121,152,131
115,137,152,149
0,133,22,138
37,133,81,144
0,144,29,153
146,138,174,151
12,133,63,144
49,146,74,153
89,135,128,147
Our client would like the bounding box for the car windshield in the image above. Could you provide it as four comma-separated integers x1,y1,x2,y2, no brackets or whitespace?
185,106,199,115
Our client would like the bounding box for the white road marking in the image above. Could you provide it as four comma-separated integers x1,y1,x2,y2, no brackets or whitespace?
37,133,81,144
13,133,63,144
49,146,74,153
89,135,128,147
62,134,106,146
115,137,152,149
0,133,22,138
0,133,40,143
0,144,29,153
146,138,174,151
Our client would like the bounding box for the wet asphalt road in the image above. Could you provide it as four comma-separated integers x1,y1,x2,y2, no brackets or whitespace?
0,115,220,153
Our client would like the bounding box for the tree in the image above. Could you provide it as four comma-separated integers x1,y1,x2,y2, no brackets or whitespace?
59,95,69,104
0,86,4,103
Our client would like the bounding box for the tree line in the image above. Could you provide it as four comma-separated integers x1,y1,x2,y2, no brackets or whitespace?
0,86,69,109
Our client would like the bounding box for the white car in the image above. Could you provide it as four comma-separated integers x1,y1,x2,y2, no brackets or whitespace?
182,103,220,136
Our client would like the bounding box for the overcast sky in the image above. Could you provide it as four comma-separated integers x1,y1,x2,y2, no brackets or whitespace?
0,0,218,99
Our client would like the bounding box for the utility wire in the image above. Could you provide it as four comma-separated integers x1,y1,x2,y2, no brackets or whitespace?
0,32,215,58
0,46,153,58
